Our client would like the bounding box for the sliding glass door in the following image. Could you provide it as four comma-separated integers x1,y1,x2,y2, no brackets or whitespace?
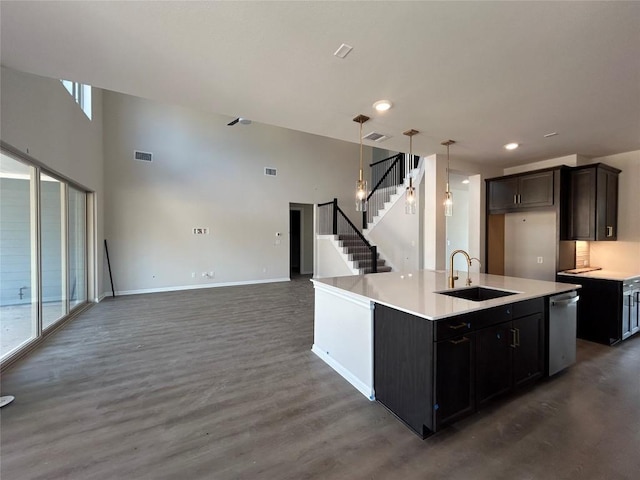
0,149,90,362
41,173,67,329
0,154,38,358
68,187,87,309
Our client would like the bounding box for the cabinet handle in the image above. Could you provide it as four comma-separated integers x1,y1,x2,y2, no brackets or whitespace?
449,337,470,345
518,194,522,204
606,226,613,237
448,322,469,330
510,328,521,347
513,194,518,205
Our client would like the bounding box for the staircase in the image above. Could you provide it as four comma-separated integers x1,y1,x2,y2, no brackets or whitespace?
337,234,392,273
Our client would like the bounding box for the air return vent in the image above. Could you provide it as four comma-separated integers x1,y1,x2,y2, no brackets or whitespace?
134,150,153,162
265,167,277,177
363,132,390,142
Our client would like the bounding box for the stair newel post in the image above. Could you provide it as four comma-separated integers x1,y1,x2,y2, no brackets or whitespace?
372,245,378,273
332,198,338,235
362,211,367,230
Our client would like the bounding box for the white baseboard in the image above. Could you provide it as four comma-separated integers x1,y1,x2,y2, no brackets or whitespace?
311,344,374,401
102,277,291,297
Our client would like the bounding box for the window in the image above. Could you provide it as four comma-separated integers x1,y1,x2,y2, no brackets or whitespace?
61,80,92,120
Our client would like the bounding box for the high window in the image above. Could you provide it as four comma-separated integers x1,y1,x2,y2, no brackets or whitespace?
61,80,92,120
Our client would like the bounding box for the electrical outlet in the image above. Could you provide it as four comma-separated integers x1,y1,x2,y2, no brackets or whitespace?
537,257,543,264
191,272,196,278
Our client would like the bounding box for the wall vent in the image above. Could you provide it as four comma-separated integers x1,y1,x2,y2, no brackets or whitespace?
265,167,277,177
363,132,390,142
134,150,153,162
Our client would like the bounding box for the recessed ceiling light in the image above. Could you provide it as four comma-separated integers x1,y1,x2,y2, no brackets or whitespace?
462,179,470,184
334,43,353,59
373,100,392,112
504,143,519,150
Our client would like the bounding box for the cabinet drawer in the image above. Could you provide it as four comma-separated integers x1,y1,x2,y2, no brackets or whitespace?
512,298,544,318
474,304,513,330
435,312,476,341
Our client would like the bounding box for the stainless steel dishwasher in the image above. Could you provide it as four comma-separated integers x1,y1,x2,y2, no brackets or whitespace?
548,291,579,376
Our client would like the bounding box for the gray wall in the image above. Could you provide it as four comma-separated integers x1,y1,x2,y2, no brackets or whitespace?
103,91,367,293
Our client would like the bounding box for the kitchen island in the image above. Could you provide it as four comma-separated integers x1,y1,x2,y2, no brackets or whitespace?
312,270,580,437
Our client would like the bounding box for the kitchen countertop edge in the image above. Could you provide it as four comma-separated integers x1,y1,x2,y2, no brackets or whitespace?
312,270,581,321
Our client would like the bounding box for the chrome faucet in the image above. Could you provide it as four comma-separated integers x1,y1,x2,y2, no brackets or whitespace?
448,249,474,288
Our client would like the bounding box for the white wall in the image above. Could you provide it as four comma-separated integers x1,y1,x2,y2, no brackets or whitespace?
446,187,470,272
102,91,363,293
366,188,420,273
504,210,557,281
0,67,105,300
503,154,584,175
587,150,640,272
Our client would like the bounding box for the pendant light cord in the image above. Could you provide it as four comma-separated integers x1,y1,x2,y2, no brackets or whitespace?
359,120,363,182
409,135,413,188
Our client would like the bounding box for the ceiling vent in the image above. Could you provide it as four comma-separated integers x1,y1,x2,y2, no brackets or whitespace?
134,150,153,162
264,167,277,177
363,132,390,142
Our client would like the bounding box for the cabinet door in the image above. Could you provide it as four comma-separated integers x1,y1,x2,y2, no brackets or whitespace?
569,168,596,240
434,335,475,429
475,322,512,407
512,313,544,387
518,171,554,208
488,178,518,211
597,169,618,240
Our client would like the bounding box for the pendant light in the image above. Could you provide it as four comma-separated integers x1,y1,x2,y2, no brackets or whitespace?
354,114,370,212
403,129,419,214
442,140,455,217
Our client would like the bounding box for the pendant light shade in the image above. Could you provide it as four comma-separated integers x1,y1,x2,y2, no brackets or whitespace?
404,129,419,214
354,115,370,212
442,140,455,217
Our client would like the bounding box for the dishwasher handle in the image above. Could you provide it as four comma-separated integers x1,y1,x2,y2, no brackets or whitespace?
551,296,580,307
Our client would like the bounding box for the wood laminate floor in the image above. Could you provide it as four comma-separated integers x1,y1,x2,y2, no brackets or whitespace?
1,275,639,479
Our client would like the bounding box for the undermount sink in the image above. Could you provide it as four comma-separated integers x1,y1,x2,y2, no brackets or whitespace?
437,286,519,302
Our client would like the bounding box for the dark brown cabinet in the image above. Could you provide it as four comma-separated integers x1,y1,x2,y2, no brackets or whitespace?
374,298,545,438
488,170,554,213
476,307,544,407
434,334,475,428
556,275,639,345
566,163,620,241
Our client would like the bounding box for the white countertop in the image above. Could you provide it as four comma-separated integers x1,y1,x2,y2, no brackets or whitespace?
557,270,640,282
312,270,581,321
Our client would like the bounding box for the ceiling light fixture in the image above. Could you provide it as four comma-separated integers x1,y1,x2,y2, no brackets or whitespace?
404,129,419,214
354,114,370,212
373,100,392,112
544,132,558,138
504,142,519,150
442,140,455,217
462,179,470,184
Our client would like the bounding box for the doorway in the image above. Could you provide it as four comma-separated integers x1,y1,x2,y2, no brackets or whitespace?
289,203,314,277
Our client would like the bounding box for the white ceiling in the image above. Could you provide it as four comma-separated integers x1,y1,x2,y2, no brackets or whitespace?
1,1,639,168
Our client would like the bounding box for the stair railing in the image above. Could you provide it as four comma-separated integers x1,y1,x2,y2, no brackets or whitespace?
318,198,377,273
362,153,420,229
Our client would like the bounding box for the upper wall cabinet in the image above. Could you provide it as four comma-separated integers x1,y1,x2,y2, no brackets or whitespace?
566,163,620,241
488,170,555,213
